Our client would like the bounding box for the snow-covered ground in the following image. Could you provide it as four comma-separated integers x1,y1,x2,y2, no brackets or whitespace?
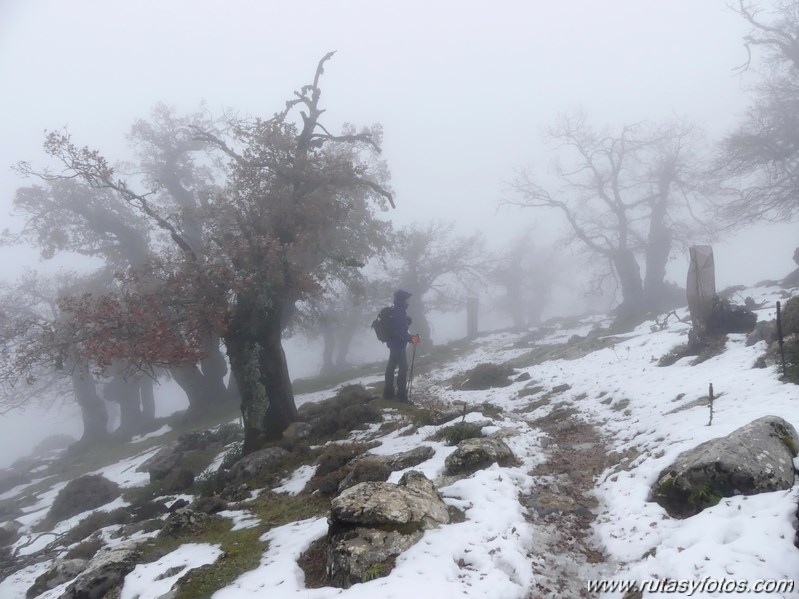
1,283,798,598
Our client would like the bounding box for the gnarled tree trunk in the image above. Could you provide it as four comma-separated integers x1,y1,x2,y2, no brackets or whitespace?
225,296,297,453
612,249,646,322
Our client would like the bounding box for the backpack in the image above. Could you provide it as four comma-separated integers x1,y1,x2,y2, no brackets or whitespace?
371,306,394,342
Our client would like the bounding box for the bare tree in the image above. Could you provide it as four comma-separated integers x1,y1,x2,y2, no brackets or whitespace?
0,273,110,445
382,221,486,345
489,229,559,329
507,113,715,324
717,1,799,225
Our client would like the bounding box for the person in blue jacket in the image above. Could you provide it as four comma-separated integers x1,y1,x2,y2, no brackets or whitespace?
384,289,420,402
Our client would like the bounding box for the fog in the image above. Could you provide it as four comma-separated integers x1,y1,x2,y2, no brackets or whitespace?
0,0,796,465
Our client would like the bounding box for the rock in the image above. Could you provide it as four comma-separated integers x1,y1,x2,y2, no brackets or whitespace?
514,372,532,382
457,363,515,390
327,471,449,588
444,438,516,476
337,457,391,493
168,498,190,512
652,415,799,518
551,383,572,393
327,527,422,588
139,442,182,482
190,496,229,514
161,468,195,493
176,426,243,452
745,321,776,347
59,541,140,599
384,446,435,471
330,470,449,531
26,558,87,598
47,475,121,523
159,508,213,538
227,447,289,485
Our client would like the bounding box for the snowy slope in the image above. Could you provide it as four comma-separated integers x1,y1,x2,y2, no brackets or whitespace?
1,283,797,599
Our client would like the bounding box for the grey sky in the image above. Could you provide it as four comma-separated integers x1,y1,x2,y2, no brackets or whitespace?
0,0,795,282
0,0,797,466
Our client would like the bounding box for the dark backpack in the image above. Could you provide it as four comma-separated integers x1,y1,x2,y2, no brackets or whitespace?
372,306,393,342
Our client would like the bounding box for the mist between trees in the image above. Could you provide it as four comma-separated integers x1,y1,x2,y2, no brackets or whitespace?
1,2,798,458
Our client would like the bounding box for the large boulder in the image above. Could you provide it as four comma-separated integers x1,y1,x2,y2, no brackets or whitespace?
327,527,422,589
444,437,516,476
226,447,289,485
327,471,449,588
59,541,140,599
47,475,121,523
652,415,799,518
330,471,449,531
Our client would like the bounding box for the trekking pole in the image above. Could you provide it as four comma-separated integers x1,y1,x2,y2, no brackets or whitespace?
777,301,787,378
407,342,417,402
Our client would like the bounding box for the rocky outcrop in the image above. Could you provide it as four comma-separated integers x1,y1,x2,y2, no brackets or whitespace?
138,425,243,484
58,541,140,599
327,471,449,587
27,558,87,598
444,437,516,476
47,475,121,523
652,415,799,518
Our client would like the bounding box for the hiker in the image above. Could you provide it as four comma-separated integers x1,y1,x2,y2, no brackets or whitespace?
383,289,421,402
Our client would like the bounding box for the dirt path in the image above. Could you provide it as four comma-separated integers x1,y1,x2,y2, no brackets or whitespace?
520,407,616,598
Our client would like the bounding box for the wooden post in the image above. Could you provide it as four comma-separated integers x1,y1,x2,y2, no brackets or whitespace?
466,296,479,339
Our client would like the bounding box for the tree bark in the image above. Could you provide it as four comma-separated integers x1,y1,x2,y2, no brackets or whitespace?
225,296,297,453
170,364,222,417
139,377,156,422
320,321,335,374
334,318,359,367
612,249,646,321
110,375,143,436
644,167,674,310
71,366,109,444
644,226,672,310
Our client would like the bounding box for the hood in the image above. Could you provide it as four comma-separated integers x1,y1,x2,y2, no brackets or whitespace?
393,289,412,307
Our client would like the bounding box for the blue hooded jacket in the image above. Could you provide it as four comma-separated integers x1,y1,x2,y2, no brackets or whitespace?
388,289,413,349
